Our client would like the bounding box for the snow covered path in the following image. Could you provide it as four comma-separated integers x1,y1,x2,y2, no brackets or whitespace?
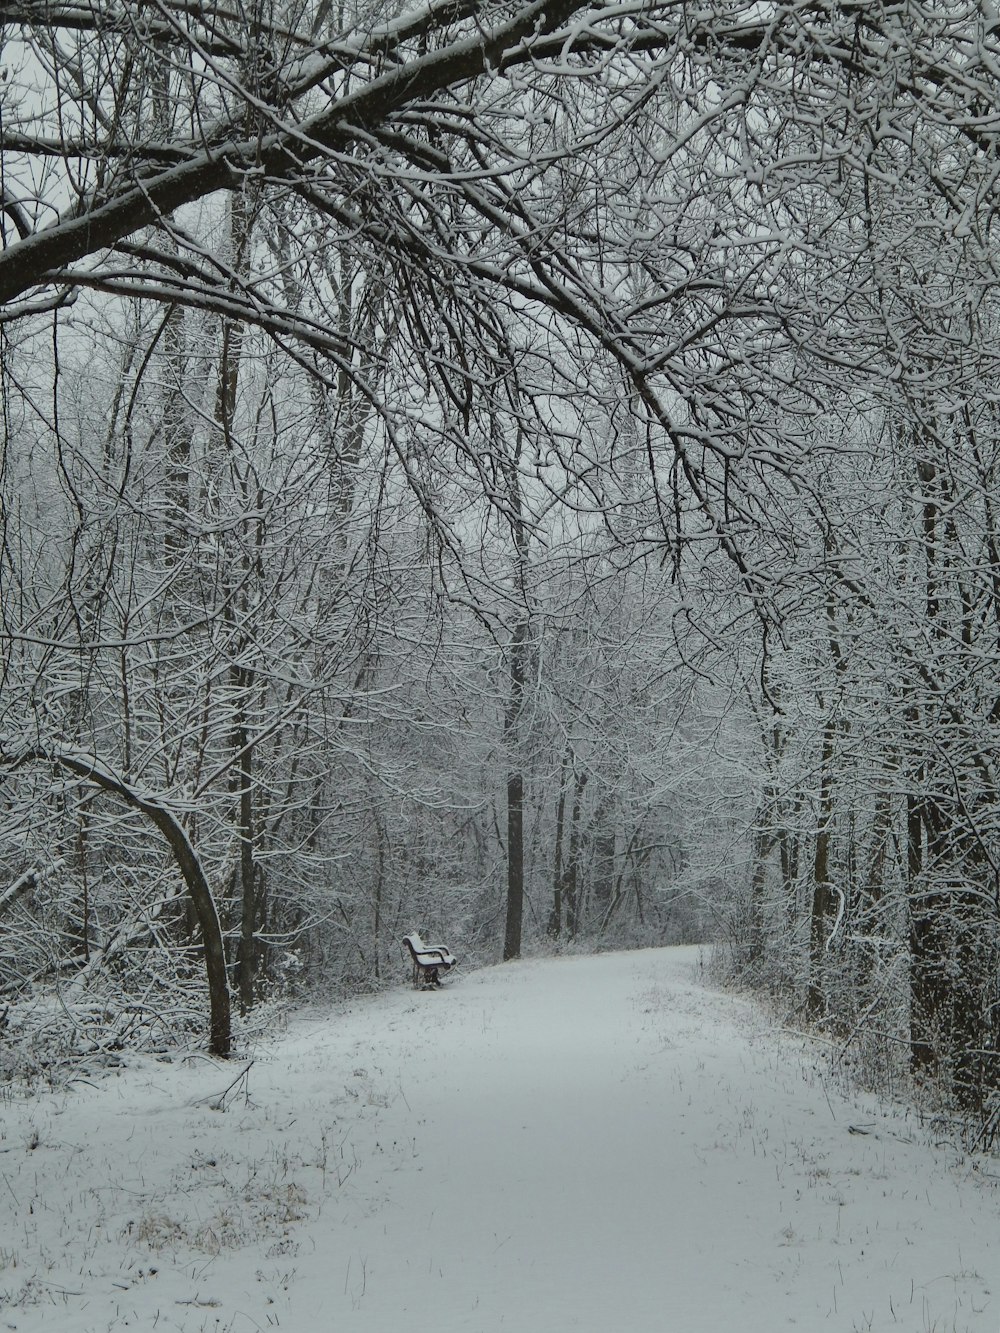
2,947,998,1332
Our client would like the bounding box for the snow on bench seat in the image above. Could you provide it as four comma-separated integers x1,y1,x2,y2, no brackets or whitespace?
402,932,457,988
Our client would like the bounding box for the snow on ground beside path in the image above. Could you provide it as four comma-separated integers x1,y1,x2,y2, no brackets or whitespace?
0,946,997,1332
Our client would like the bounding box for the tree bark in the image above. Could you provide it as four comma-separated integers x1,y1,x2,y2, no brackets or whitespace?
805,719,835,1022
503,769,525,962
502,618,528,962
547,749,570,938
564,770,588,940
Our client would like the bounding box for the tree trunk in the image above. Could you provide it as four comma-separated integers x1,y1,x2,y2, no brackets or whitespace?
746,823,771,967
34,747,231,1058
503,769,525,962
232,704,258,1015
502,427,530,963
503,618,528,962
564,770,588,939
805,720,835,1021
591,813,616,931
547,749,570,938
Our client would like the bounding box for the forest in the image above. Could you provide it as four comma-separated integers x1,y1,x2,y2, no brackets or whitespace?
2,0,1000,1127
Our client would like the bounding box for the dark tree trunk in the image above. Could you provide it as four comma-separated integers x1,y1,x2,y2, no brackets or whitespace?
805,721,835,1021
564,770,587,939
591,816,615,929
503,770,525,962
547,750,570,938
548,794,565,939
233,704,259,1015
502,619,528,961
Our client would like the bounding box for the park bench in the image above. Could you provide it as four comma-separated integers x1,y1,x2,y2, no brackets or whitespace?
402,932,457,989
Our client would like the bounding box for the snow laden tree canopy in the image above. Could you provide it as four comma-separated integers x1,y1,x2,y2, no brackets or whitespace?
4,0,1000,1091
3,0,999,592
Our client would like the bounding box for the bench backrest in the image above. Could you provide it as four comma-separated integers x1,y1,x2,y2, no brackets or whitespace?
402,933,455,966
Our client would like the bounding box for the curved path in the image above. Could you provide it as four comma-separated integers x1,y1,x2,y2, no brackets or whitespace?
4,948,997,1331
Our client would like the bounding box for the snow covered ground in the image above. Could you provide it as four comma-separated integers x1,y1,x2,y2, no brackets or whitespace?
0,946,997,1332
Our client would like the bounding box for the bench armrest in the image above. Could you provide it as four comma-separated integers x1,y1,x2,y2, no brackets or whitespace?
419,944,454,963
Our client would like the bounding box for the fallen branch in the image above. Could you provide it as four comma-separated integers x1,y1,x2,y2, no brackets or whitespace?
195,1061,255,1112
